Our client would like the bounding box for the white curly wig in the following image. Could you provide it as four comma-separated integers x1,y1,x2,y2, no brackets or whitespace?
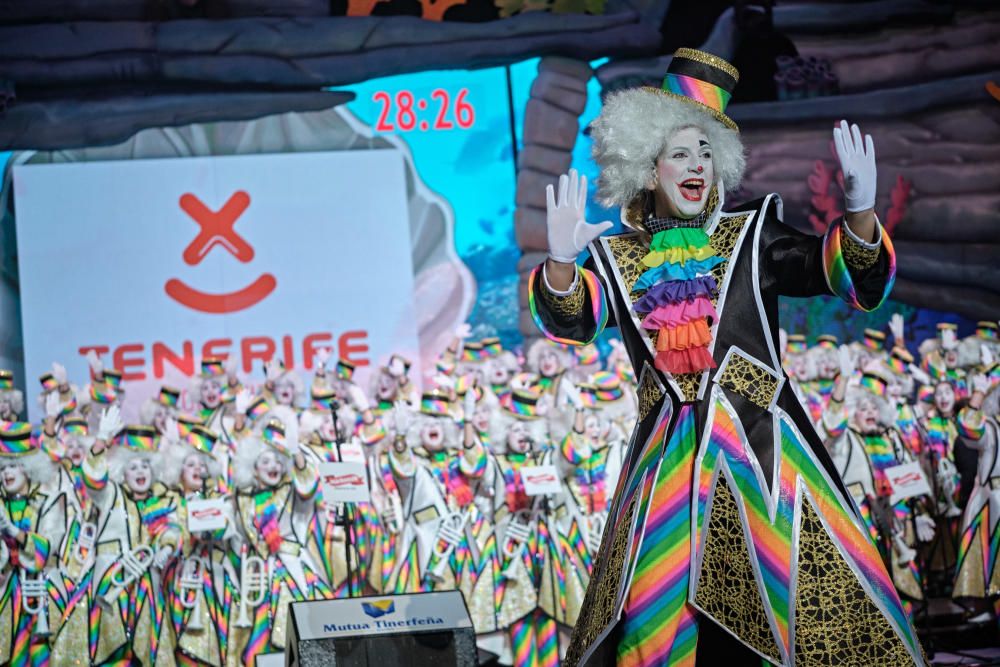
406,414,460,451
845,387,896,430
232,435,293,489
526,339,573,377
159,440,222,490
0,389,24,418
108,447,161,485
488,411,550,454
0,451,56,486
590,88,746,209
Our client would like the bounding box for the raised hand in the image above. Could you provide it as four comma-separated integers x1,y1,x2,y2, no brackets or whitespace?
97,405,123,442
981,344,995,369
86,350,104,379
838,345,855,379
44,391,62,420
52,362,68,386
315,347,332,369
346,384,370,412
546,169,613,263
889,314,904,346
833,120,877,213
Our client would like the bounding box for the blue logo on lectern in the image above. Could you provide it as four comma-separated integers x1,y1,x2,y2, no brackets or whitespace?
362,600,395,618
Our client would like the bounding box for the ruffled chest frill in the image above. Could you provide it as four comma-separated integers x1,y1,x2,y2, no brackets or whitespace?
632,223,722,376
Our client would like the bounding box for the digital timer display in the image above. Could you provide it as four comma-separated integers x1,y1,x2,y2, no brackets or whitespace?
372,88,476,132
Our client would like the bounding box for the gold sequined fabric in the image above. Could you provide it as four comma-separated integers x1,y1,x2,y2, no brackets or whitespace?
717,350,779,410
538,267,587,318
695,478,783,663
841,228,881,270
953,521,988,598
794,501,916,666
637,367,665,422
565,492,637,666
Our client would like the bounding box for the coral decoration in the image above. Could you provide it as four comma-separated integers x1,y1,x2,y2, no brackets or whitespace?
420,0,469,20
987,81,1000,103
807,139,912,237
346,0,388,14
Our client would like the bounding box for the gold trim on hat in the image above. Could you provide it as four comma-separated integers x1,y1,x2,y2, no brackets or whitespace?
642,87,739,132
674,47,740,83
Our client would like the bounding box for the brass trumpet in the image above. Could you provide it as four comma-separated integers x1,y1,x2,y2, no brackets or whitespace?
235,545,268,628
72,521,98,567
100,545,155,609
178,556,210,631
499,510,533,580
21,570,50,637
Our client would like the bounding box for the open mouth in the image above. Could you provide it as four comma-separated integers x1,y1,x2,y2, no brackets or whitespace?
135,475,148,487
677,178,706,202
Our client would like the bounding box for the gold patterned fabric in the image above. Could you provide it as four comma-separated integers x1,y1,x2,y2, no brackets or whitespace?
841,228,881,270
717,350,780,409
537,266,587,318
794,501,916,666
695,478,783,663
636,366,665,422
565,492,637,666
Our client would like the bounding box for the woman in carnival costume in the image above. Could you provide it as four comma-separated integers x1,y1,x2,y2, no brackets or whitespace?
829,371,935,603
0,420,67,667
190,358,242,432
529,47,921,665
90,416,180,666
140,386,182,438
0,370,24,422
952,375,1000,601
525,339,573,400
231,411,326,663
160,424,239,667
801,334,842,425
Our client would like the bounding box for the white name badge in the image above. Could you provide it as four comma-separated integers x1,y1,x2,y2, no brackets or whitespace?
187,497,228,532
320,462,371,504
887,461,932,504
521,465,562,496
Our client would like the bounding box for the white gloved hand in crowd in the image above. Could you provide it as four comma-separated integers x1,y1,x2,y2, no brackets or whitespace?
779,328,788,355
44,391,62,419
982,344,995,369
347,384,370,413
0,504,18,537
455,323,473,340
971,373,989,396
225,356,240,382
52,362,68,386
833,120,877,213
837,344,854,380
941,328,958,352
559,380,584,411
432,374,456,392
388,356,407,379
463,385,477,422
264,359,282,383
315,347,332,369
546,169,613,263
97,405,123,442
162,416,180,444
234,388,253,416
889,314,904,345
915,514,936,542
86,350,104,378
393,401,412,436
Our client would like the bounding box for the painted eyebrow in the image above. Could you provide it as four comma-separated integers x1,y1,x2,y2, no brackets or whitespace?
699,140,711,147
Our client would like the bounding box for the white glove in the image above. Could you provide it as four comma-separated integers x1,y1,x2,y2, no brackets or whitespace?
315,347,332,369
546,169,613,263
44,391,62,419
86,350,104,378
837,345,854,379
162,416,180,443
559,381,583,411
153,545,174,569
778,329,788,356
833,120,877,213
432,374,455,392
387,356,407,379
915,514,936,542
463,387,477,422
455,323,472,340
0,504,17,537
234,388,253,416
393,401,411,435
264,360,282,383
907,363,931,387
889,314,904,345
52,362,68,386
346,385,370,412
941,328,957,351
971,373,989,395
982,344,995,369
96,405,123,442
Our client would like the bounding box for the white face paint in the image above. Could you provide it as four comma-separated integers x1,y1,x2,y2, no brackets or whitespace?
0,395,13,419
201,379,222,409
275,378,296,406
944,349,959,369
375,372,396,401
934,382,956,415
487,360,511,387
472,404,492,434
181,453,208,493
585,414,603,441
421,420,445,451
854,398,881,434
506,422,531,454
151,405,170,434
789,356,809,382
652,127,716,219
539,350,561,378
65,438,87,468
319,414,339,443
124,458,153,494
1,463,28,495
255,449,285,488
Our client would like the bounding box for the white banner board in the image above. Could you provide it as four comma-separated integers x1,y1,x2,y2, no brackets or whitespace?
186,497,228,533
320,462,371,504
887,461,933,504
521,465,562,496
14,151,419,421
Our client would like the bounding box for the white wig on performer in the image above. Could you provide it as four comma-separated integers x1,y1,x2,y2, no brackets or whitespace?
0,423,56,488
589,85,745,213
159,426,223,491
108,425,163,484
845,374,897,431
406,391,460,451
526,338,573,379
0,371,24,420
233,405,299,489
489,390,551,454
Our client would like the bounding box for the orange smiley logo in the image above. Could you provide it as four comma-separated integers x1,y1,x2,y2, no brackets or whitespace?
165,191,276,314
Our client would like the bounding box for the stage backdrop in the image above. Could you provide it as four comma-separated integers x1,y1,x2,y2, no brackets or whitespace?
13,150,420,421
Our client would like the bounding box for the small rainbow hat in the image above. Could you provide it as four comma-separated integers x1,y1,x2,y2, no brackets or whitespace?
786,335,807,355
816,335,838,351
62,417,88,438
103,369,123,390
859,371,889,399
186,425,218,456
245,396,270,421
117,425,158,452
336,359,355,382
39,372,59,392
650,48,739,131
481,337,503,359
461,342,486,363
311,385,337,412
976,321,998,341
0,370,13,391
157,386,181,408
0,421,36,456
886,346,914,376
262,418,292,457
862,329,886,352
501,389,542,421
200,357,226,378
420,391,453,418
